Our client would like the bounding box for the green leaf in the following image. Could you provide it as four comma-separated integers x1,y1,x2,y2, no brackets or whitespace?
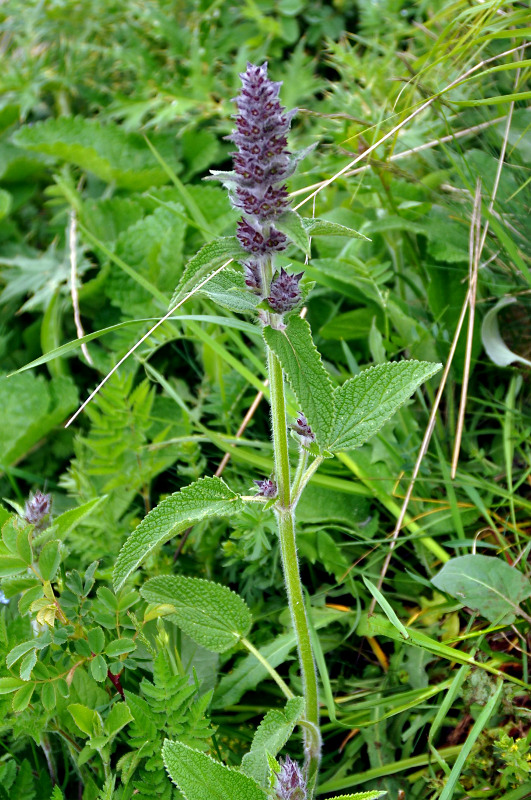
198,268,260,314
90,655,107,683
141,575,252,653
87,628,105,654
275,210,311,255
113,477,244,591
0,189,12,220
41,682,56,711
104,702,133,737
328,361,442,452
19,649,37,681
0,677,26,694
432,555,531,625
162,740,267,800
170,237,246,306
104,638,136,657
13,117,177,190
16,528,32,565
68,703,97,737
38,540,61,581
241,697,305,786
12,683,34,712
0,554,27,577
264,315,335,448
302,217,369,240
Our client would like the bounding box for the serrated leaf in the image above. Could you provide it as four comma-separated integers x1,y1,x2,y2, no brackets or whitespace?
170,237,247,306
432,555,531,624
162,740,267,800
104,702,133,737
12,682,34,712
141,575,252,653
68,703,97,737
241,697,305,786
113,477,244,591
0,554,27,577
328,361,441,452
104,637,136,657
275,210,311,255
198,268,260,314
90,654,107,683
19,649,37,681
264,315,334,448
38,540,61,581
302,217,369,240
41,681,56,711
14,117,177,190
0,677,26,694
87,628,105,654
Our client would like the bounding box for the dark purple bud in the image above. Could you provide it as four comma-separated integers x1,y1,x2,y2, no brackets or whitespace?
253,479,277,499
275,756,306,800
237,219,287,255
293,412,315,442
268,268,303,313
243,260,262,293
24,490,52,528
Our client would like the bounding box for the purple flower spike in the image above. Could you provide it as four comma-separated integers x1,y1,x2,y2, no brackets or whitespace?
226,62,296,288
24,490,52,529
268,268,303,313
275,755,307,800
253,479,277,499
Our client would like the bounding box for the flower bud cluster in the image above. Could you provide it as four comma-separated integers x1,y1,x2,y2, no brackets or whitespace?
24,490,52,529
228,62,302,312
253,478,278,499
274,755,307,800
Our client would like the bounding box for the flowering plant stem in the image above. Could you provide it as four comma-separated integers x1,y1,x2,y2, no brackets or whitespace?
267,337,321,793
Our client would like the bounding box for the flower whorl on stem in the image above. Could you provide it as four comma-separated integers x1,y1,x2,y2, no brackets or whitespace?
227,62,302,307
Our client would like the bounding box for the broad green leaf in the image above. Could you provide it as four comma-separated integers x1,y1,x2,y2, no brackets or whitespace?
0,677,26,694
162,741,267,800
38,540,61,581
104,638,136,657
14,117,177,190
198,268,260,314
0,189,12,220
0,555,27,577
141,575,252,653
113,477,244,591
275,210,311,255
19,650,37,681
302,217,369,240
12,683,34,712
170,237,246,306
104,702,133,737
328,361,441,452
241,697,305,786
90,655,107,683
87,628,105,654
7,633,51,668
68,703,97,737
264,315,335,448
41,682,56,711
432,555,531,624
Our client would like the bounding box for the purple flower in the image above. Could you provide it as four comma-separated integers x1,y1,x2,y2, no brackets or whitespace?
225,62,297,291
253,478,277,499
292,412,315,442
24,490,52,529
268,268,303,313
275,755,306,800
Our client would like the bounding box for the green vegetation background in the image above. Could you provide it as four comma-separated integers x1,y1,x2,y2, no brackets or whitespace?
0,1,530,798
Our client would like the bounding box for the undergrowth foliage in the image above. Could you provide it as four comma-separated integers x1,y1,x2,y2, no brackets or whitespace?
0,2,530,799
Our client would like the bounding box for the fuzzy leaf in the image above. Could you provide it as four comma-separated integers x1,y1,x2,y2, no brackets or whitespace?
13,117,177,190
264,315,335,448
162,740,267,800
328,793,386,800
38,540,61,581
302,217,369,240
275,210,311,255
170,237,247,306
141,575,252,653
113,477,244,590
198,268,259,314
241,697,305,786
328,361,441,452
432,555,531,624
